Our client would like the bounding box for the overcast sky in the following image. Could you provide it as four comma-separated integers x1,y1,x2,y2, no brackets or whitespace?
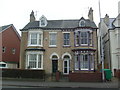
0,0,119,35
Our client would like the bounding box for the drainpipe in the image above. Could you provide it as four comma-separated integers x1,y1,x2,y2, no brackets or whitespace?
99,0,105,81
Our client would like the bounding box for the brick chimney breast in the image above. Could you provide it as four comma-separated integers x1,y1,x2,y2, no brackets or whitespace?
103,14,109,26
30,10,36,22
88,7,94,21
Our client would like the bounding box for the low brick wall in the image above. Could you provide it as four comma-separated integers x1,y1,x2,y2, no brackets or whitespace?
1,68,45,79
69,72,102,82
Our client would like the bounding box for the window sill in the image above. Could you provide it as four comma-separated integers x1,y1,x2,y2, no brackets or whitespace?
26,68,43,70
28,45,43,47
80,44,88,46
81,69,89,70
49,45,57,48
63,45,71,47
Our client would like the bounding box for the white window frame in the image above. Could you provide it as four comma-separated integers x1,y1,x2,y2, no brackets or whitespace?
28,31,43,47
39,15,47,27
26,51,43,69
63,32,70,46
49,32,57,47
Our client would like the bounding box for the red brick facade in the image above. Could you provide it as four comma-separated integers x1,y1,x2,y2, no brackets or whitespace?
0,24,20,68
69,72,102,82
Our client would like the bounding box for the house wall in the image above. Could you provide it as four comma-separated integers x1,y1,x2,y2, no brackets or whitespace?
43,30,74,74
0,32,2,61
20,31,28,69
20,28,98,74
2,26,20,65
109,30,119,76
99,21,111,69
6,62,18,68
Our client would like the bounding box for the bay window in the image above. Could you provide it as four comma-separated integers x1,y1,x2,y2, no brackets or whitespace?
26,52,43,69
75,29,93,46
74,51,94,71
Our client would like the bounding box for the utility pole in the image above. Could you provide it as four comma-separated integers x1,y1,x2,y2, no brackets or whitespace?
99,0,105,81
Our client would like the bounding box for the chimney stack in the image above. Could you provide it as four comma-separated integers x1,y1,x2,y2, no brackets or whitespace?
104,14,109,26
88,7,93,21
30,10,35,22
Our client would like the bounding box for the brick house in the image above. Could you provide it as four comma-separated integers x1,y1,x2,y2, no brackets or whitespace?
0,24,21,68
20,8,98,75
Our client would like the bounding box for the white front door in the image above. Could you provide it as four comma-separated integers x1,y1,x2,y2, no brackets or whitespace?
63,59,69,74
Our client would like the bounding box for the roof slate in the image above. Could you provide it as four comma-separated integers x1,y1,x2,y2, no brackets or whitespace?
0,24,12,32
100,18,115,29
21,19,97,31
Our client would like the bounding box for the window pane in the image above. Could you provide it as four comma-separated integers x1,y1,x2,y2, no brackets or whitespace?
50,33,57,45
80,54,89,70
38,54,42,68
39,34,42,45
81,32,88,44
29,54,37,68
0,64,6,67
75,55,79,70
2,47,6,53
31,33,37,45
89,33,92,45
64,33,70,45
41,19,45,26
75,32,79,46
90,55,94,70
52,55,58,60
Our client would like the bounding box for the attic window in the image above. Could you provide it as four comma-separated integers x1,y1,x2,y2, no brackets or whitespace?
79,20,85,27
39,15,47,27
41,19,45,26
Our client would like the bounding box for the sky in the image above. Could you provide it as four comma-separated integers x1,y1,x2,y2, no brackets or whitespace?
0,0,119,35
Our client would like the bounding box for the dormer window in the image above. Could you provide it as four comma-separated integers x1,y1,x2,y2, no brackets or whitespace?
79,20,85,27
39,15,47,27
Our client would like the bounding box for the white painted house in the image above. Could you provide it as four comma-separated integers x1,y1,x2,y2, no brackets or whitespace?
99,14,120,76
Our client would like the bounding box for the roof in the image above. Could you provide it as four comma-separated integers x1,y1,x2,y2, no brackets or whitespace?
0,24,12,32
0,24,21,40
100,18,115,29
21,18,97,31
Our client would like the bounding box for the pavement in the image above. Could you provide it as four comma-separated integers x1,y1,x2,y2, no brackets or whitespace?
1,77,120,88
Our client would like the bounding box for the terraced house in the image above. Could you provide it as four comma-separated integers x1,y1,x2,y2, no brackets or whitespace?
20,8,98,75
